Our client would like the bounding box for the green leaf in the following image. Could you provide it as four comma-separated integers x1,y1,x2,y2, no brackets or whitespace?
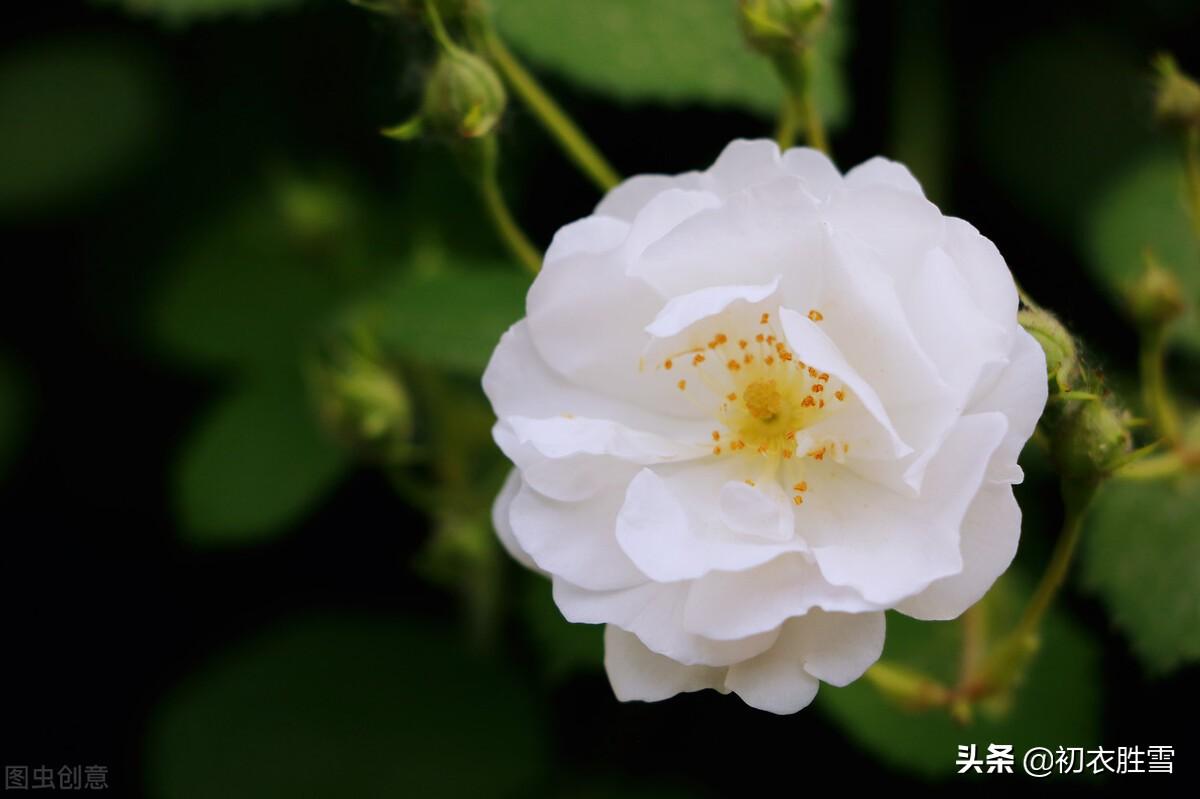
151,183,351,372
493,0,849,127
1080,476,1200,673
365,268,528,376
820,574,1101,778
175,372,347,544
0,355,27,481
977,31,1151,229
147,614,549,799
96,0,304,25
0,37,163,217
520,574,603,679
1085,153,1200,352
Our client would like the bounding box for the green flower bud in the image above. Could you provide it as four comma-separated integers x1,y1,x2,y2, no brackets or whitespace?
1127,252,1186,327
421,49,506,139
308,331,414,462
1051,398,1132,479
738,0,830,57
1018,307,1078,389
1153,53,1200,132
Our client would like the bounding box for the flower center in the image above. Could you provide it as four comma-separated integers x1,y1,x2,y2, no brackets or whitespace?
656,309,852,505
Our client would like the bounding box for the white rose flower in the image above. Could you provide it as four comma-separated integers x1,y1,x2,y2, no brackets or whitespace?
483,139,1048,714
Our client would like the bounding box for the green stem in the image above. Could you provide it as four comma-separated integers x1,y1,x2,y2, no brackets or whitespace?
775,95,800,150
1012,479,1096,644
476,138,541,274
478,28,620,192
800,50,828,154
1140,324,1181,445
423,0,460,54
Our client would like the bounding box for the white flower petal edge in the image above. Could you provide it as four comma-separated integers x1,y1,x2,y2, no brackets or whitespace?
483,139,1048,714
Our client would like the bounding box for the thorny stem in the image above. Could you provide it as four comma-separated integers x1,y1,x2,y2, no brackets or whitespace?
478,27,620,192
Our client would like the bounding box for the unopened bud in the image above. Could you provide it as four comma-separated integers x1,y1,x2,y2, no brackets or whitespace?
1153,53,1200,132
1128,252,1186,327
1051,398,1132,479
308,332,414,462
421,49,506,139
738,0,830,57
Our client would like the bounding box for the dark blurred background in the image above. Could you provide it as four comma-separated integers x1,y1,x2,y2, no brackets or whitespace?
2,1,1198,796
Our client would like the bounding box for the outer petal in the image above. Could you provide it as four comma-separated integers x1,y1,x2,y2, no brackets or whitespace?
604,626,726,702
614,465,806,583
781,147,843,202
724,631,820,714
968,328,1048,484
843,156,925,196
552,578,778,667
700,138,787,195
492,469,541,574
509,481,645,591
895,481,1022,620
595,173,703,221
804,412,1009,605
786,608,886,686
683,553,878,641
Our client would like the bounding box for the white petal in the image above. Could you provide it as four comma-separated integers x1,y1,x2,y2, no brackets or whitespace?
595,173,704,222
509,481,646,591
683,553,878,641
896,482,1022,620
614,465,806,583
719,479,793,542
778,307,910,457
543,215,629,267
507,415,704,461
485,321,697,435
552,578,779,667
844,156,925,196
634,176,825,298
942,217,1020,335
701,138,785,195
621,188,723,260
724,637,820,714
604,625,726,702
784,609,886,686
492,469,541,573
781,147,844,202
494,422,636,502
968,328,1048,484
644,277,781,339
827,183,944,261
805,412,1009,605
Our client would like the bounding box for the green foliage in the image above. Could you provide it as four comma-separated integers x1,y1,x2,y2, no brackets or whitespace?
152,190,346,372
365,267,528,376
175,372,347,544
97,0,305,25
493,0,849,127
0,355,26,481
146,614,549,798
0,37,163,217
520,574,603,679
978,31,1152,230
1081,476,1200,674
821,575,1101,778
1086,153,1200,352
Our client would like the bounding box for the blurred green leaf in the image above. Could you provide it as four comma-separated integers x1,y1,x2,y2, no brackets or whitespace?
977,31,1151,229
366,268,528,376
96,0,304,25
0,355,27,481
147,614,549,798
1080,476,1200,674
821,575,1101,778
493,0,849,127
0,38,163,217
152,182,354,372
520,574,603,679
1085,153,1200,352
175,372,347,544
